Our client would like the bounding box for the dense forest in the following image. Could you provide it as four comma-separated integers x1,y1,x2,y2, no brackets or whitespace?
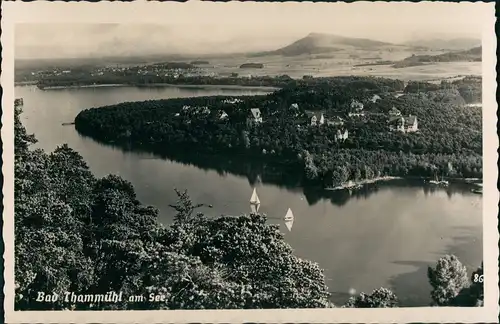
15,104,484,310
404,76,482,104
36,74,292,89
75,76,482,188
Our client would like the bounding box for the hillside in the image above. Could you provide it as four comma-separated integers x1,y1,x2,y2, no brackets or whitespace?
403,37,481,51
393,46,481,68
257,33,395,57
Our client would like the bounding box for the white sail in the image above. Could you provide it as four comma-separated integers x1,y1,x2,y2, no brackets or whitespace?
250,188,260,205
285,219,294,232
284,208,294,221
250,203,260,214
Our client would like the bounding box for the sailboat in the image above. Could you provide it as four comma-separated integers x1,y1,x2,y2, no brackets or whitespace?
345,180,362,190
284,208,294,232
250,188,260,205
250,188,261,213
284,208,294,221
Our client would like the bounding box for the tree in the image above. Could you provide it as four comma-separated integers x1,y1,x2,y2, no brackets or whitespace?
241,130,250,149
168,188,205,224
14,110,94,310
427,254,469,306
468,262,484,306
343,288,399,308
303,150,319,180
120,247,254,310
354,168,362,181
14,103,37,159
452,262,484,307
162,195,331,309
364,165,375,179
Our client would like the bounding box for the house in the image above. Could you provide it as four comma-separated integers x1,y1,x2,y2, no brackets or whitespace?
348,111,365,117
389,106,402,116
349,99,365,117
247,108,263,125
388,116,405,132
388,115,418,133
405,115,418,132
288,103,301,117
182,105,191,111
219,110,229,120
305,111,325,126
351,99,364,111
335,129,349,142
370,94,381,103
200,106,211,115
326,116,344,127
223,98,243,104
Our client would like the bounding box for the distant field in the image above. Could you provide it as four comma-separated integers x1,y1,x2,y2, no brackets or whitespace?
17,48,481,84
197,53,481,81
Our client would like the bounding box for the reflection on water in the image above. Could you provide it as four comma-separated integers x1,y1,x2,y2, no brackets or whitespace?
16,85,483,307
75,134,481,209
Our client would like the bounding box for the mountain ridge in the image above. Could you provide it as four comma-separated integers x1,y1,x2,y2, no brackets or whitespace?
255,32,396,57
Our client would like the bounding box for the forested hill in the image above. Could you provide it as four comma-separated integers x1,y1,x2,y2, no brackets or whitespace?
257,32,395,57
75,76,482,188
393,47,482,68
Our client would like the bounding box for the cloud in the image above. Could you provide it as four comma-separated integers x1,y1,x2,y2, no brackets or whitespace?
14,2,486,59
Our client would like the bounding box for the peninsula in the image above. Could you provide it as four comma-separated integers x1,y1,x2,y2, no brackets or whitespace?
75,76,482,189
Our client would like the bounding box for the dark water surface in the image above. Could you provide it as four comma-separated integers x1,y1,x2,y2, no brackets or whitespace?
16,85,483,307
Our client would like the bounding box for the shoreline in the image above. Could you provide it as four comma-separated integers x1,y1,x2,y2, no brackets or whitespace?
36,84,129,90
325,175,482,191
325,176,403,191
32,83,279,91
14,81,38,86
137,83,280,91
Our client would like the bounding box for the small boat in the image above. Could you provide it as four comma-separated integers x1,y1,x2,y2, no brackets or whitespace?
471,183,483,194
284,208,294,232
428,174,449,186
471,188,483,194
250,188,260,205
345,180,362,190
250,188,261,213
250,203,260,213
284,208,294,221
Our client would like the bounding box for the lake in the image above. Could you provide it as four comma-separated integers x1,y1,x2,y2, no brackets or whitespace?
16,85,483,307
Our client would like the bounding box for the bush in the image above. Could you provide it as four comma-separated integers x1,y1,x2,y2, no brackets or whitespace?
343,288,399,308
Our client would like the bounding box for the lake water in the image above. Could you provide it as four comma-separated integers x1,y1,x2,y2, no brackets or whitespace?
16,85,483,307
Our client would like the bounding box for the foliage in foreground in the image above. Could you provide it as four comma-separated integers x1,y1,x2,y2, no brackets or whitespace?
15,105,332,310
343,288,399,308
428,255,484,307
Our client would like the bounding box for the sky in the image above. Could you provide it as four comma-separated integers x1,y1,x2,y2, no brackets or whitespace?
14,1,489,60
